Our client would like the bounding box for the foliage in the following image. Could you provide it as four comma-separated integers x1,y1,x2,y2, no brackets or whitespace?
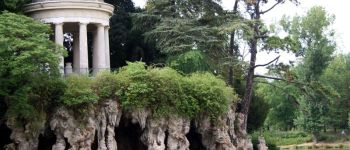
257,81,300,130
184,72,237,119
0,13,64,123
251,130,312,146
0,0,30,13
132,0,250,75
92,71,119,99
320,54,350,130
247,82,270,132
61,75,98,107
105,0,161,68
349,113,350,130
167,50,210,74
112,62,236,119
277,6,336,140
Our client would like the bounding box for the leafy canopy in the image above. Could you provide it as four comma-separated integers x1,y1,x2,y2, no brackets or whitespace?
0,13,64,122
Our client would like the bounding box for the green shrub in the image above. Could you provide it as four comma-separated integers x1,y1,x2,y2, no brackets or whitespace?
184,73,236,119
147,67,194,117
61,75,98,107
115,62,155,109
113,62,236,119
92,71,119,99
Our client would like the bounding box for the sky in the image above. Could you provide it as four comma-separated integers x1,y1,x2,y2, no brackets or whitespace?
131,0,350,74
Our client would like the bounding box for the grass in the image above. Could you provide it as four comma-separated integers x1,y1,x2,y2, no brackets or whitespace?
251,130,350,150
251,130,313,147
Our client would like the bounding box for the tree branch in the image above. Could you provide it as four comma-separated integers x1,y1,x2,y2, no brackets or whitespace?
255,35,269,39
255,80,300,106
254,55,280,68
233,0,240,13
260,1,282,14
254,74,306,85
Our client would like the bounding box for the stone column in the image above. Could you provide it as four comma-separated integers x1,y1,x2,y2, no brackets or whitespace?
104,26,110,70
55,22,64,74
93,24,106,74
73,33,80,73
79,22,89,74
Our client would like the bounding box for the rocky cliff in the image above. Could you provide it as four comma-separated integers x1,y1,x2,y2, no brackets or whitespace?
4,99,254,150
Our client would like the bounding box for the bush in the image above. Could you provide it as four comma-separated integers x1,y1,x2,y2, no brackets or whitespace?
92,71,119,99
57,62,236,119
184,73,236,119
61,75,98,107
112,62,236,119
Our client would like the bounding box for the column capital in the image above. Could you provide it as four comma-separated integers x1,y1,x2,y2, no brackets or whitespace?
104,26,110,30
53,22,64,26
79,22,89,25
96,23,105,28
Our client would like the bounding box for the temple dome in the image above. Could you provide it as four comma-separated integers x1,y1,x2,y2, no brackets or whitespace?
24,0,114,26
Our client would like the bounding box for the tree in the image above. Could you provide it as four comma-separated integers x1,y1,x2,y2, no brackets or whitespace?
257,80,300,130
320,54,350,131
247,81,270,132
0,0,30,13
133,0,231,70
235,0,299,131
105,0,161,68
0,13,64,125
279,6,336,142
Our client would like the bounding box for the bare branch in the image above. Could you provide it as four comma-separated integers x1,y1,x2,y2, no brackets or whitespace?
254,74,306,85
254,55,280,68
260,1,282,14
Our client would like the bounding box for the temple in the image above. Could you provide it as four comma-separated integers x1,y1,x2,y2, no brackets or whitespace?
24,0,114,74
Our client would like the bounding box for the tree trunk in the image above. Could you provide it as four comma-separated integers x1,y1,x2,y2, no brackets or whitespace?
240,1,260,131
228,32,235,87
312,132,319,143
227,0,240,87
241,38,257,130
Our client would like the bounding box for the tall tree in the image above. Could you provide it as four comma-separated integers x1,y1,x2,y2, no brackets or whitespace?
237,0,299,131
281,6,336,142
0,13,64,125
320,54,350,131
133,0,252,78
105,0,160,68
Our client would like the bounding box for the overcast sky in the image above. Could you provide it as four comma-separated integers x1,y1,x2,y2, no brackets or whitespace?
131,0,350,74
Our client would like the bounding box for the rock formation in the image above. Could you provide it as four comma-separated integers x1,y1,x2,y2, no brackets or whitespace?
5,100,253,150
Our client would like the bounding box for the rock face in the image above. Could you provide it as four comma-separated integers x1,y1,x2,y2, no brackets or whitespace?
257,137,268,150
6,100,253,150
6,119,45,150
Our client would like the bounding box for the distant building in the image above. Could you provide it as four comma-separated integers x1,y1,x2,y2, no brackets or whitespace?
24,0,114,75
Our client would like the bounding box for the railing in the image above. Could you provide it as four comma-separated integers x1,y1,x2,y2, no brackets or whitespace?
63,67,110,76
